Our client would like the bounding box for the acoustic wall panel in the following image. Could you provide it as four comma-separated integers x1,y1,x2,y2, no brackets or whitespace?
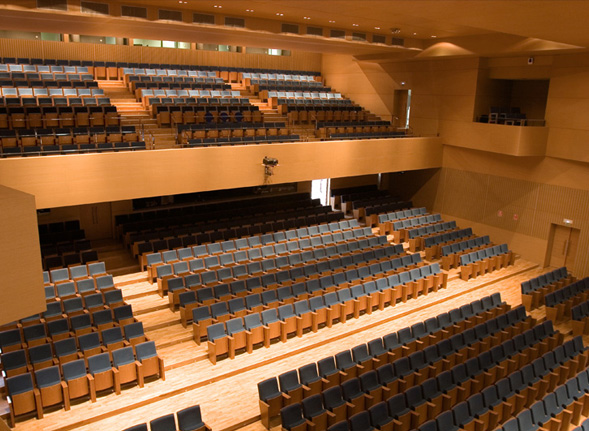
0,185,45,326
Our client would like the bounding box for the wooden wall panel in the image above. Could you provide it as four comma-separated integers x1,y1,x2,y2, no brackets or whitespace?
412,157,589,278
0,137,442,210
0,185,45,326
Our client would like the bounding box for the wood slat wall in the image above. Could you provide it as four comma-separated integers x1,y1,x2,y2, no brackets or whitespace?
411,163,589,278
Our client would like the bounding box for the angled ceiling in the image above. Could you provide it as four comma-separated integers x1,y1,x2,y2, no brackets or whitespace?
0,1,587,58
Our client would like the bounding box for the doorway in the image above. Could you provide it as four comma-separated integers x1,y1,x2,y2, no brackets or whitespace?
546,224,580,268
393,89,411,130
311,178,331,207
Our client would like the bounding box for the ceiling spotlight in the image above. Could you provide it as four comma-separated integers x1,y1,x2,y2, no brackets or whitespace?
374,26,380,30
276,12,284,16
246,9,254,12
390,27,401,34
413,32,417,35
352,24,359,27
431,35,437,38
213,4,222,8
304,16,311,20
329,20,335,23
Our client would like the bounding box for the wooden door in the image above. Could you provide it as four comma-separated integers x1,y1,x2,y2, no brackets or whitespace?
547,224,579,268
79,203,113,240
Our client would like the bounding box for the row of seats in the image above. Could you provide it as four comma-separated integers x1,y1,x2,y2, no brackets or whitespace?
186,135,301,147
0,96,112,110
182,246,416,328
416,340,588,431
4,341,163,427
0,125,137,147
317,121,391,130
154,106,261,127
287,107,367,125
43,250,98,271
521,267,572,310
547,277,589,326
494,367,589,431
407,221,459,252
340,196,404,222
0,64,91,73
241,72,318,83
0,317,142,372
130,77,228,91
145,95,251,107
363,202,414,227
376,208,428,233
132,209,344,265
332,186,381,210
316,124,396,139
253,82,328,96
168,241,405,308
258,293,508,428
122,404,210,431
44,260,106,281
205,262,446,364
0,105,119,134
121,194,325,241
178,122,287,144
390,214,443,240
145,220,366,276
135,213,346,271
278,315,571,431
0,141,145,158
440,235,491,270
138,87,238,99
157,239,403,299
327,131,406,141
339,190,391,213
145,222,369,271
422,228,474,260
459,244,514,280
1,86,103,98
131,208,344,262
117,192,317,231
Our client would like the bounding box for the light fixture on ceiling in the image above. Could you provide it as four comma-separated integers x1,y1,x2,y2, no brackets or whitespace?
374,27,380,30
213,4,222,8
390,27,401,34
352,24,359,27
431,35,437,38
413,32,417,36
276,12,284,16
329,20,335,23
304,16,311,20
246,9,254,12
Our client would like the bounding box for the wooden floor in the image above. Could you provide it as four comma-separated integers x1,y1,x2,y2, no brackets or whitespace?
5,251,582,431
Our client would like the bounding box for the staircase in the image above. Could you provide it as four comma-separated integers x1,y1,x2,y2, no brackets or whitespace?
97,80,164,148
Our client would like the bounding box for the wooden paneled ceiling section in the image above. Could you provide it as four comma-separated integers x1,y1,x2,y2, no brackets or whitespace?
0,1,587,58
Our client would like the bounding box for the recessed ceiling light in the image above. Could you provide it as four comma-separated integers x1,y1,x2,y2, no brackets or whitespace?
246,9,254,12
276,12,284,16
213,4,222,8
352,24,359,27
413,32,417,35
374,27,380,30
304,16,311,20
431,35,437,38
329,20,335,23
